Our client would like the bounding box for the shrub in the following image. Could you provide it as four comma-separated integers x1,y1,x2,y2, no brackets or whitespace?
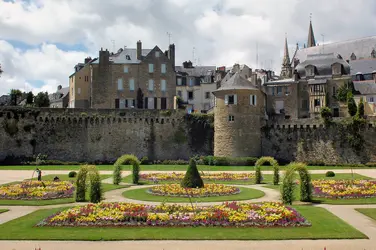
325,171,335,177
347,92,357,116
75,165,102,203
160,159,188,165
210,156,257,166
113,154,140,185
68,171,77,178
281,162,312,204
75,166,88,202
181,158,204,188
357,97,365,118
320,107,332,126
89,168,102,203
140,156,149,165
255,156,279,185
281,167,295,205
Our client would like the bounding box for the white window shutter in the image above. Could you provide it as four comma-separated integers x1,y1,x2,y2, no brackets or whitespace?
224,95,229,105
250,95,252,105
234,94,237,105
254,95,257,106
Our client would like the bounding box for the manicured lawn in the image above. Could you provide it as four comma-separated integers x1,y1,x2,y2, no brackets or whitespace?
0,209,9,214
0,164,375,171
0,175,126,206
0,205,365,240
122,187,264,203
265,173,376,205
355,208,376,221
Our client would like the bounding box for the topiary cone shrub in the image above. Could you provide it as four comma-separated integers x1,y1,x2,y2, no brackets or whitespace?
181,158,204,188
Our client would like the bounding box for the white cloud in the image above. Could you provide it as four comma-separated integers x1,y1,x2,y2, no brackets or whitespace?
1,0,376,95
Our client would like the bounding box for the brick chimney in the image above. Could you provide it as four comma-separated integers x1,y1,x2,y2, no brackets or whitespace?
251,73,258,88
168,44,175,67
137,40,142,60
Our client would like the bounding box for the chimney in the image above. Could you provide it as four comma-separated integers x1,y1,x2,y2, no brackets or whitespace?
137,40,142,60
251,73,258,88
293,70,299,81
232,64,240,73
168,44,175,67
57,85,62,91
84,57,92,64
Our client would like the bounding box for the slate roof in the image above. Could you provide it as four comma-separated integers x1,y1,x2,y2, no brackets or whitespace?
350,59,376,75
214,72,258,92
175,66,216,77
353,81,376,95
264,78,295,86
293,36,376,63
91,48,152,64
49,87,69,103
295,53,350,78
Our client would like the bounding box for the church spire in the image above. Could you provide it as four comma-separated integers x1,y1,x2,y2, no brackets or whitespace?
307,14,316,48
280,34,292,79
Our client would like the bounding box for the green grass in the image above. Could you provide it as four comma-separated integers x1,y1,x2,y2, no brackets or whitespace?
355,208,376,221
122,187,264,203
0,164,375,171
265,173,376,205
0,206,365,240
0,175,126,206
0,209,9,214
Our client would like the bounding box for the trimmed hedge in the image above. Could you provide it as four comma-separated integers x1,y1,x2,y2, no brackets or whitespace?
113,154,141,185
281,162,312,204
68,171,77,178
75,165,102,203
181,159,204,188
199,156,258,166
325,171,335,177
255,156,279,185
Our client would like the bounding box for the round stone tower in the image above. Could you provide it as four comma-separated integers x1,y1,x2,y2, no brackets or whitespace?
213,72,265,157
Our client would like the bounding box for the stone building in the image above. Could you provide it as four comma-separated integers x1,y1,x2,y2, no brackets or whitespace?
213,67,265,158
49,85,69,108
90,41,176,110
68,57,94,108
175,61,217,113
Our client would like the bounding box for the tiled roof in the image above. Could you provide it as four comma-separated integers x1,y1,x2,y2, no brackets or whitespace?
175,66,216,77
350,59,376,75
293,36,376,63
354,81,376,95
214,72,258,92
91,48,152,64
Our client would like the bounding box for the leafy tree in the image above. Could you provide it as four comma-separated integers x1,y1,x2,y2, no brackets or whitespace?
26,91,34,105
136,88,144,109
34,92,50,107
336,84,349,102
320,107,332,126
357,97,365,118
181,158,204,188
347,92,357,117
10,89,22,106
176,96,185,109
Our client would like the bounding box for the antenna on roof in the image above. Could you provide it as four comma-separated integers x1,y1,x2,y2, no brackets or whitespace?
256,42,259,69
111,40,115,53
192,47,196,65
321,34,325,54
166,32,172,45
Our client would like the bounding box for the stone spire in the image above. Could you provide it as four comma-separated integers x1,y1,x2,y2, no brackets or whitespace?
307,15,316,48
280,35,292,79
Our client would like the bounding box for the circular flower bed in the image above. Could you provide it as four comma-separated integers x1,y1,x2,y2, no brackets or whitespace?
312,180,376,199
140,172,254,182
149,184,240,197
0,181,75,200
37,202,310,228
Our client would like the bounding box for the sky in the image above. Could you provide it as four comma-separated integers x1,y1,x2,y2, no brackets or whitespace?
0,0,376,96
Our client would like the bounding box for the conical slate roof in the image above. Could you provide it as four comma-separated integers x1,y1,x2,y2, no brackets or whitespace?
214,72,258,92
307,20,316,48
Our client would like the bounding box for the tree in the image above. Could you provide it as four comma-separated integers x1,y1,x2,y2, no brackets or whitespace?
357,97,365,118
136,88,144,109
10,89,22,106
181,158,204,188
34,92,50,107
347,92,357,117
176,96,185,109
26,91,34,105
320,107,332,126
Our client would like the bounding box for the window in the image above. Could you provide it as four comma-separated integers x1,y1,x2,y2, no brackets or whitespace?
225,94,237,105
148,79,154,91
155,51,160,57
84,76,89,82
285,86,290,95
228,115,235,122
129,79,135,91
177,90,182,97
161,64,166,74
177,78,182,86
189,78,194,86
124,66,129,73
188,91,194,100
250,94,257,106
161,97,167,110
148,64,154,73
78,88,81,95
117,78,123,90
205,92,210,99
119,99,125,109
277,86,283,95
115,99,119,109
271,87,275,96
369,97,374,103
161,80,166,92
314,99,321,107
332,86,336,97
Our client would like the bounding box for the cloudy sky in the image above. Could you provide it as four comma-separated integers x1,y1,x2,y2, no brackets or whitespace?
0,0,375,95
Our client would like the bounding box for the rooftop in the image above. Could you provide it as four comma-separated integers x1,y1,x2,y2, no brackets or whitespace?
214,72,258,92
350,59,376,75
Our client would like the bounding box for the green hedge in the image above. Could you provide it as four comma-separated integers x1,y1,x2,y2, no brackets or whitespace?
199,156,258,166
113,154,141,185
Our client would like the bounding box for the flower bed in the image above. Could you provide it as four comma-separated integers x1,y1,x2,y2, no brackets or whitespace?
149,184,240,197
312,180,376,199
38,202,310,228
0,181,74,200
140,172,254,182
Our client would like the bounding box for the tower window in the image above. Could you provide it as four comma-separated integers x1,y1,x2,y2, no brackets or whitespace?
228,115,235,122
250,94,257,106
225,94,237,105
205,92,210,99
188,91,194,100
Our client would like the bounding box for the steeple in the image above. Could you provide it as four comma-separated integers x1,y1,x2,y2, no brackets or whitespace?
307,14,316,48
280,35,292,79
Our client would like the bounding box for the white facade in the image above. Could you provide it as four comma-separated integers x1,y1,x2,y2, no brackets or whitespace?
177,83,217,113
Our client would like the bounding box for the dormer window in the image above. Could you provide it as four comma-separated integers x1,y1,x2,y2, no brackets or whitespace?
350,53,357,61
126,55,131,60
305,65,315,77
355,73,364,81
332,63,342,75
225,94,237,105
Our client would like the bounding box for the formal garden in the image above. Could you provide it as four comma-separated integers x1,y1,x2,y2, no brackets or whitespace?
0,155,374,241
